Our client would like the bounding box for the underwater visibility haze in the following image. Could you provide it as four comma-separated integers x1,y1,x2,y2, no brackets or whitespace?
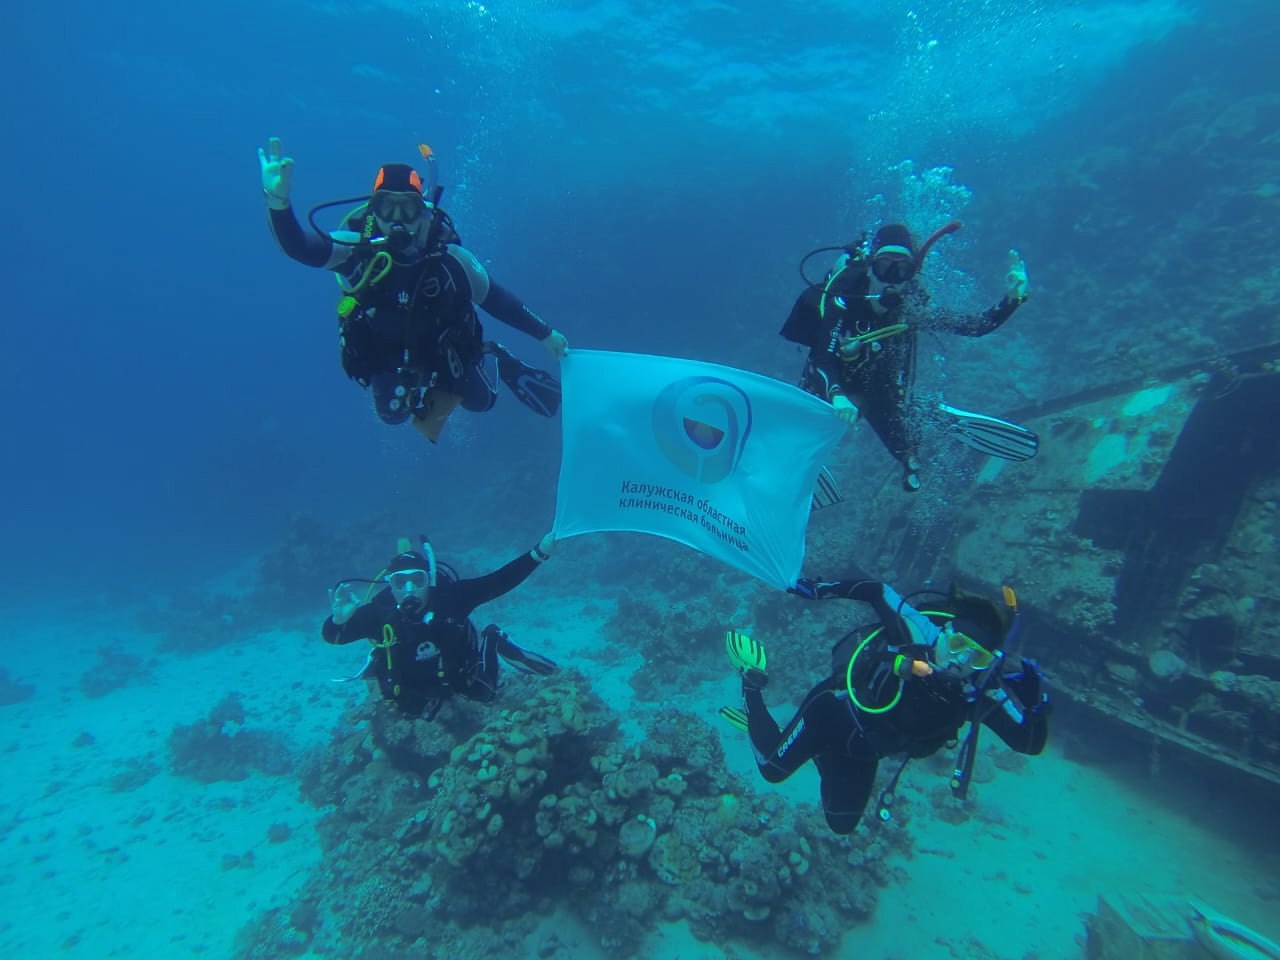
2,1,1279,958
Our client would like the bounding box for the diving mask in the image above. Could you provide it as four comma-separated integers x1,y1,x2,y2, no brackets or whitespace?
871,249,916,285
388,569,429,592
390,568,429,614
934,624,996,672
371,190,426,225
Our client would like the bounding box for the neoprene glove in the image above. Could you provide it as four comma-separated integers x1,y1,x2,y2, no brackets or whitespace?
850,579,887,603
832,394,859,425
1005,250,1029,302
258,136,295,211
542,330,569,360
1008,658,1045,703
788,578,818,599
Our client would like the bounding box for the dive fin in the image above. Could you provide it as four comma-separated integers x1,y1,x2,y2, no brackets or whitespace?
938,403,1039,462
330,649,376,683
718,706,749,733
496,634,559,676
810,466,843,511
486,341,561,417
725,629,767,674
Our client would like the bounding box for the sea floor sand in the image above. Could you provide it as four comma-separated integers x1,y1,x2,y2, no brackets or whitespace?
2,597,1276,960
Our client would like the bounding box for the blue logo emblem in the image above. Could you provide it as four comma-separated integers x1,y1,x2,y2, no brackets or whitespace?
651,376,752,483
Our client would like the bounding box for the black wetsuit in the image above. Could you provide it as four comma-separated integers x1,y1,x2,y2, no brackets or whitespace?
323,550,545,717
742,578,1049,834
268,203,551,424
780,255,1022,478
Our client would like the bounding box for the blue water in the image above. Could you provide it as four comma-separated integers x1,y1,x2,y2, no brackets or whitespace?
6,0,1270,593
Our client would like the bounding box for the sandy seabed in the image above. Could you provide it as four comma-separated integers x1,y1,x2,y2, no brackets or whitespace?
3,594,1277,960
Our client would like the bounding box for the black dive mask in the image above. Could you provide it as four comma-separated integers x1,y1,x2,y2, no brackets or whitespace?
871,252,917,285
370,191,425,224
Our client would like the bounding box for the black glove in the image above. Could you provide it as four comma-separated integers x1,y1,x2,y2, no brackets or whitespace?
788,578,817,599
848,579,886,603
1003,658,1046,708
788,577,889,603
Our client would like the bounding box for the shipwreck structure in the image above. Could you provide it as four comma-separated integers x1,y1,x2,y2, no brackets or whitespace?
839,343,1280,801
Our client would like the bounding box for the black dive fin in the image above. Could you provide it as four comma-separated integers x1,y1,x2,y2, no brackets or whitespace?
330,649,377,683
487,341,561,417
810,466,843,511
938,403,1039,462
496,634,559,676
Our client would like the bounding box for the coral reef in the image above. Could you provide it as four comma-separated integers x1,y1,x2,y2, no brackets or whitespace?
252,514,374,619
78,645,153,699
604,593,724,700
135,514,394,654
135,591,256,654
108,755,162,793
168,693,292,783
0,667,35,706
241,673,904,959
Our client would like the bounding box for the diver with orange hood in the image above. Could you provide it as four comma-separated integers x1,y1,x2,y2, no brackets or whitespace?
259,136,568,442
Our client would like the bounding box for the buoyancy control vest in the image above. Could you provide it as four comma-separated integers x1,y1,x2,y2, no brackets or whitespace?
334,206,481,389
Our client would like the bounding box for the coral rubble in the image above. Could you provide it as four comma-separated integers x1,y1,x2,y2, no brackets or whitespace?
238,674,903,959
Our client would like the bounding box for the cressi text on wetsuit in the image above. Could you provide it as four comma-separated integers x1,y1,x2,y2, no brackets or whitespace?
742,578,1049,834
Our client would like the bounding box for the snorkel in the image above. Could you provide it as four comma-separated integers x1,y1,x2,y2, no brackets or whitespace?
948,585,1020,799
419,534,438,590
914,219,963,270
1001,584,1024,653
800,219,962,286
418,143,447,254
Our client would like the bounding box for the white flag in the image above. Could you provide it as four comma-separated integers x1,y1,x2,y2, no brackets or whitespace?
553,350,846,589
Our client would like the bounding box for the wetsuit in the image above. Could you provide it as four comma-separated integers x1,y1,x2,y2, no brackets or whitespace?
741,578,1049,834
780,254,1022,479
267,204,552,424
323,549,548,718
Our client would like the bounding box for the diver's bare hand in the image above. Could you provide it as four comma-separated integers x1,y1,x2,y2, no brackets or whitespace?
258,136,295,210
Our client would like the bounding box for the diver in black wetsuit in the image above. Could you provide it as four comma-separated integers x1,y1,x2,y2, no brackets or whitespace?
323,534,559,719
722,576,1049,835
259,136,568,442
780,223,1032,491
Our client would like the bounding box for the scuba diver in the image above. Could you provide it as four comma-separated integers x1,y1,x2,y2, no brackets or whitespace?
720,575,1050,835
259,136,569,442
781,222,1037,492
323,533,560,719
